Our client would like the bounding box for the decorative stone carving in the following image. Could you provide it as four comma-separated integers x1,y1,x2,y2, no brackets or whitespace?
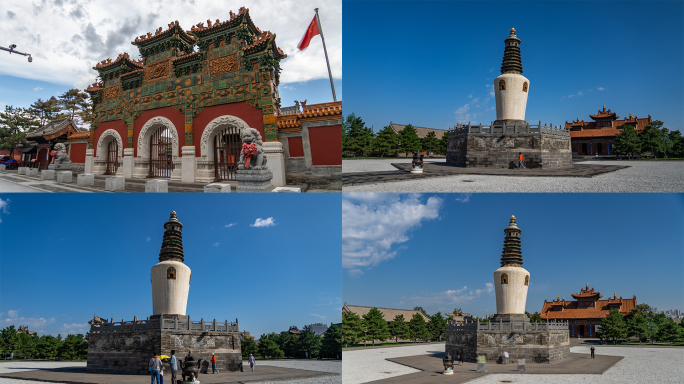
52,143,71,164
167,267,176,279
210,54,237,75
238,128,267,170
147,61,169,80
137,116,179,161
105,86,121,100
96,129,123,161
199,115,251,159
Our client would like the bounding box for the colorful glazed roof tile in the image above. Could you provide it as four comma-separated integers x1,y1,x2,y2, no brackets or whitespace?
172,51,203,65
277,115,301,130
188,7,260,36
566,106,652,138
132,20,196,47
93,52,143,72
540,285,637,320
85,81,104,92
69,131,90,140
242,30,286,59
589,105,618,120
26,117,79,141
298,101,343,120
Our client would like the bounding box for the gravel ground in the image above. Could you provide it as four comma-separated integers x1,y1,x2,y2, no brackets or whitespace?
342,158,446,173
248,359,341,384
341,344,684,384
467,345,684,384
342,160,684,192
342,344,441,383
0,361,86,384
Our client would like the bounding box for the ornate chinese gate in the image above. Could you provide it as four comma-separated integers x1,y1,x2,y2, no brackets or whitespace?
213,126,241,181
149,127,173,178
105,140,119,175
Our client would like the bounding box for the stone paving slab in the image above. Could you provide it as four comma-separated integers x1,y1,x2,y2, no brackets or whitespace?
367,352,622,383
0,364,333,383
342,162,630,187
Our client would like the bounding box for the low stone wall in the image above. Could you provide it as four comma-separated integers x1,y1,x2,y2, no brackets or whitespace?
445,328,569,364
446,133,571,169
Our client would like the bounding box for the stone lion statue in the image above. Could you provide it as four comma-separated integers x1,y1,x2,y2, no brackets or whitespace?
52,143,71,164
237,128,267,170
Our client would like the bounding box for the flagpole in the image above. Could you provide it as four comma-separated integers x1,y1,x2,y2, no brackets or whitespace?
315,8,337,102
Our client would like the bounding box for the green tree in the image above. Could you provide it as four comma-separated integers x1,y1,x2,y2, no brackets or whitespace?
36,335,61,359
421,131,439,157
58,334,87,360
639,121,666,158
320,323,342,359
408,312,429,343
0,326,19,359
428,312,447,341
30,97,60,126
276,332,297,358
598,309,628,343
342,311,363,347
373,126,400,157
668,130,684,157
388,314,409,343
257,334,284,359
613,125,641,159
437,131,449,155
399,124,421,156
526,311,546,323
657,319,682,342
15,333,36,359
241,337,258,359
627,314,650,344
297,325,322,358
0,106,40,159
362,307,390,346
342,113,374,157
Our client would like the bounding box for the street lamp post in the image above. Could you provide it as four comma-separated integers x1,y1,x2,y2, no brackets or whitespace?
1,44,32,62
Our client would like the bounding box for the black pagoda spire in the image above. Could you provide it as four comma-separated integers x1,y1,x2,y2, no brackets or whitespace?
500,215,523,267
500,28,523,75
159,211,184,263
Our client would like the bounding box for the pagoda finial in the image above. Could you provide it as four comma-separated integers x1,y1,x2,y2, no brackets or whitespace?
500,215,523,267
557,295,560,301
500,28,523,75
614,292,617,299
603,105,606,112
510,28,516,36
159,211,184,262
586,282,589,290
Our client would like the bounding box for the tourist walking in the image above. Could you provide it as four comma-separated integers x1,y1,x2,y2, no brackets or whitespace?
9,352,13,361
476,354,487,372
458,349,464,366
248,353,256,372
168,350,178,384
590,346,595,359
518,152,525,169
149,354,162,384
503,350,509,364
211,353,219,373
517,358,526,372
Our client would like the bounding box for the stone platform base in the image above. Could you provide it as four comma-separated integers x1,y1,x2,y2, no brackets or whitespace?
49,163,74,171
446,132,571,169
236,169,274,192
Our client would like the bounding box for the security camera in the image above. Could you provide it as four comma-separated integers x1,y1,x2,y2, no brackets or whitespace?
9,44,16,50
28,55,32,63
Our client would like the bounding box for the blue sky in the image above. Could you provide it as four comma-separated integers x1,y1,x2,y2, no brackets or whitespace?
0,194,341,338
0,0,341,112
343,0,684,133
342,193,684,317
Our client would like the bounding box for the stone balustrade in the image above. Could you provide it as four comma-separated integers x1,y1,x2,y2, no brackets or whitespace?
90,316,239,334
449,121,570,137
447,318,568,332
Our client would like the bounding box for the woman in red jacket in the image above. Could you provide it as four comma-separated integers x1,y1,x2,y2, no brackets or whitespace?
211,353,219,374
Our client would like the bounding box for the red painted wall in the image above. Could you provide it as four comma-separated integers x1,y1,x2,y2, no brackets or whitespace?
94,120,128,157
288,137,304,157
193,102,264,154
134,107,185,157
308,125,342,166
69,143,87,163
0,150,22,161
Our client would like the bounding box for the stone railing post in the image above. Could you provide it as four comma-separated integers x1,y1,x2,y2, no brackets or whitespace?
213,319,217,331
201,318,205,331
188,316,191,330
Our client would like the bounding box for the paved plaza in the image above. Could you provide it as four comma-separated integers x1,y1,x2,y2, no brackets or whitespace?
0,359,340,384
341,343,684,384
342,159,684,192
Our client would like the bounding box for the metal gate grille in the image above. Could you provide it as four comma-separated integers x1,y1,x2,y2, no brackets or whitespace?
105,140,118,175
214,126,241,181
149,127,174,178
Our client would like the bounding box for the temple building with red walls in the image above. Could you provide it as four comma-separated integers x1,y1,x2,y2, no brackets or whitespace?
565,105,652,156
84,7,341,189
540,283,637,338
9,118,88,171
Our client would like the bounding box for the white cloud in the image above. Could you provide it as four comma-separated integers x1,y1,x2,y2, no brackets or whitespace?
455,193,471,203
0,0,341,89
468,94,472,98
0,310,56,332
0,198,9,223
342,194,442,273
146,236,151,242
251,217,276,227
8,310,18,318
310,314,327,320
407,283,494,306
33,86,43,91
597,87,604,91
224,223,237,228
59,322,89,335
212,242,219,247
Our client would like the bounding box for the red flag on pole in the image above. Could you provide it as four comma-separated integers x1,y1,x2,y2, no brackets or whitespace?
297,15,320,51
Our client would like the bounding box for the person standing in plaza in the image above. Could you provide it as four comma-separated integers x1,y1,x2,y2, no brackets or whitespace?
503,350,509,364
211,353,219,373
248,353,256,372
149,354,162,384
590,346,595,359
476,354,487,372
517,358,526,372
9,352,13,361
458,349,464,366
518,152,525,169
168,350,178,384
